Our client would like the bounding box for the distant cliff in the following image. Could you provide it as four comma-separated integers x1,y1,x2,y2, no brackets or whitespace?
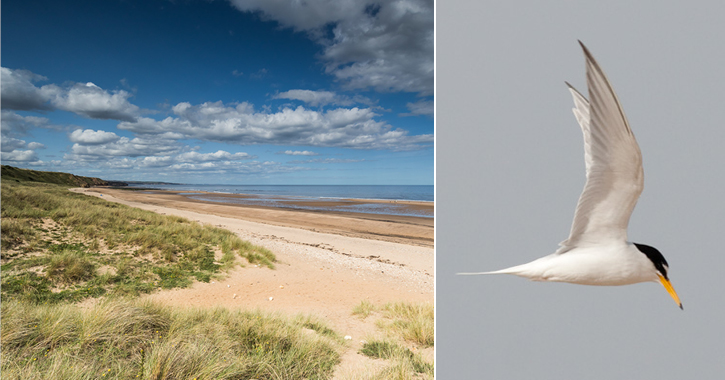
1,165,127,187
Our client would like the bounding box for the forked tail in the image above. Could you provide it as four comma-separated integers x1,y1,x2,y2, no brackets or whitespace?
457,263,532,276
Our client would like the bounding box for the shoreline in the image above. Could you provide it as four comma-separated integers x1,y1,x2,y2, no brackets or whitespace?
89,187,434,247
129,188,433,218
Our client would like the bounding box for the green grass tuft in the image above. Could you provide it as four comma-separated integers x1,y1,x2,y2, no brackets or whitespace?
1,180,277,305
352,299,376,318
359,340,433,376
45,249,96,284
1,299,342,379
379,302,434,347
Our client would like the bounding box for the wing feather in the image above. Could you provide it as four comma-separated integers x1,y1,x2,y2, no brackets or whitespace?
557,41,644,253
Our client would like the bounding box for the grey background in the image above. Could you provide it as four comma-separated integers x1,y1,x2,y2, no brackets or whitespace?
437,1,725,379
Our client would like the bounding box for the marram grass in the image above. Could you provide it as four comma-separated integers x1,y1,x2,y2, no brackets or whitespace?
1,181,275,304
354,301,435,379
0,299,341,380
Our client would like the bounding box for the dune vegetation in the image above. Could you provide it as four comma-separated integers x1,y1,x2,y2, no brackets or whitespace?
1,180,275,304
1,298,342,379
352,301,435,379
1,167,434,379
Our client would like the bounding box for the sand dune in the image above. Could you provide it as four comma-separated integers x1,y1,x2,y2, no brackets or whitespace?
72,187,434,376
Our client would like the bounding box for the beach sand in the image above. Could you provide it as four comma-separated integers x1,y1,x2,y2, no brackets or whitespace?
72,187,434,377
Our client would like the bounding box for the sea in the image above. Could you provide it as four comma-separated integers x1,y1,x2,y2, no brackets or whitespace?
129,184,434,218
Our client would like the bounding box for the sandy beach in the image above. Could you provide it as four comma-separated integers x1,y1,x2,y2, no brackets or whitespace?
72,187,434,376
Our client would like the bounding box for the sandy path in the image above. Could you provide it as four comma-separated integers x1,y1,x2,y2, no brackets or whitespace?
72,188,434,377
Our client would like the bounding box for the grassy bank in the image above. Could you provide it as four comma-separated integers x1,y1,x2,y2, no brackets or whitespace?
1,165,116,187
1,181,275,304
1,298,341,379
351,301,434,379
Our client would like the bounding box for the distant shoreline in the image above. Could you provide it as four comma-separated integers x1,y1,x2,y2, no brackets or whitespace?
83,187,434,248
123,183,434,203
113,187,434,219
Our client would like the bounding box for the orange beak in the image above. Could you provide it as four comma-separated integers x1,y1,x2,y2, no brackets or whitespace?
658,274,683,310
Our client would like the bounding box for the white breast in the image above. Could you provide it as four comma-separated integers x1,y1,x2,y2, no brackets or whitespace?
502,243,658,286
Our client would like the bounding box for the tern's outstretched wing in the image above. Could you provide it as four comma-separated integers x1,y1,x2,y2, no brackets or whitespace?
557,41,644,253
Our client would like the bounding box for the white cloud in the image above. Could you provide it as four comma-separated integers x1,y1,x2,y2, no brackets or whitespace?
66,134,183,161
1,136,30,152
1,149,39,162
69,129,121,145
1,67,140,121
274,89,341,107
228,0,433,95
176,150,255,162
166,160,306,175
48,82,140,121
118,101,432,151
288,158,364,164
0,67,52,111
138,156,175,168
273,89,374,107
281,150,319,156
0,120,47,163
1,110,54,137
400,99,433,117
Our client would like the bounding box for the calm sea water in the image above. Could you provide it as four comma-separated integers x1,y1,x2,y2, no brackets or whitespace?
131,184,434,218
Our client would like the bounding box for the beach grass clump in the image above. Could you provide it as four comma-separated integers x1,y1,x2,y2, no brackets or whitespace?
359,340,433,378
1,298,342,379
351,301,434,379
45,249,96,284
1,180,276,305
352,299,376,318
1,218,37,250
377,302,434,347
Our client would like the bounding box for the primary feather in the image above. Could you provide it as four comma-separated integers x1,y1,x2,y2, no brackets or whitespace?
557,41,644,253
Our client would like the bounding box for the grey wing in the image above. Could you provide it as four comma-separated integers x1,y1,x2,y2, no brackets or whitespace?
557,41,644,253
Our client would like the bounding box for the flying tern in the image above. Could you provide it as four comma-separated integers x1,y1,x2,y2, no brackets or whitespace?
460,41,682,309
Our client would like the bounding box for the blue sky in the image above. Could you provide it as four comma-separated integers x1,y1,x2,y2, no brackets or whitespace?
1,0,433,185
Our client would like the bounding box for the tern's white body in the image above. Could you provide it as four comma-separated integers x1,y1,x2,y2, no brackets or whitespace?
460,42,682,308
488,243,657,286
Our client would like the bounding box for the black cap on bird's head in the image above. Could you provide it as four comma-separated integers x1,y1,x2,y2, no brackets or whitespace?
634,243,683,309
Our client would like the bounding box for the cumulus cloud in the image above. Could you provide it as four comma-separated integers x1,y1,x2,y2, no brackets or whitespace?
118,101,432,151
176,150,255,162
1,110,54,137
2,137,27,152
288,158,364,164
280,150,319,156
66,133,183,161
166,160,306,175
1,67,140,121
1,149,39,162
400,99,433,117
1,111,50,164
48,82,140,121
137,156,175,168
27,142,46,150
273,89,373,107
274,90,341,107
69,129,121,145
229,0,433,95
0,67,54,111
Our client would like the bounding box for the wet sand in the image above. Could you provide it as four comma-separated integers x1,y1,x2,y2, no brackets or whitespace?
88,188,433,247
